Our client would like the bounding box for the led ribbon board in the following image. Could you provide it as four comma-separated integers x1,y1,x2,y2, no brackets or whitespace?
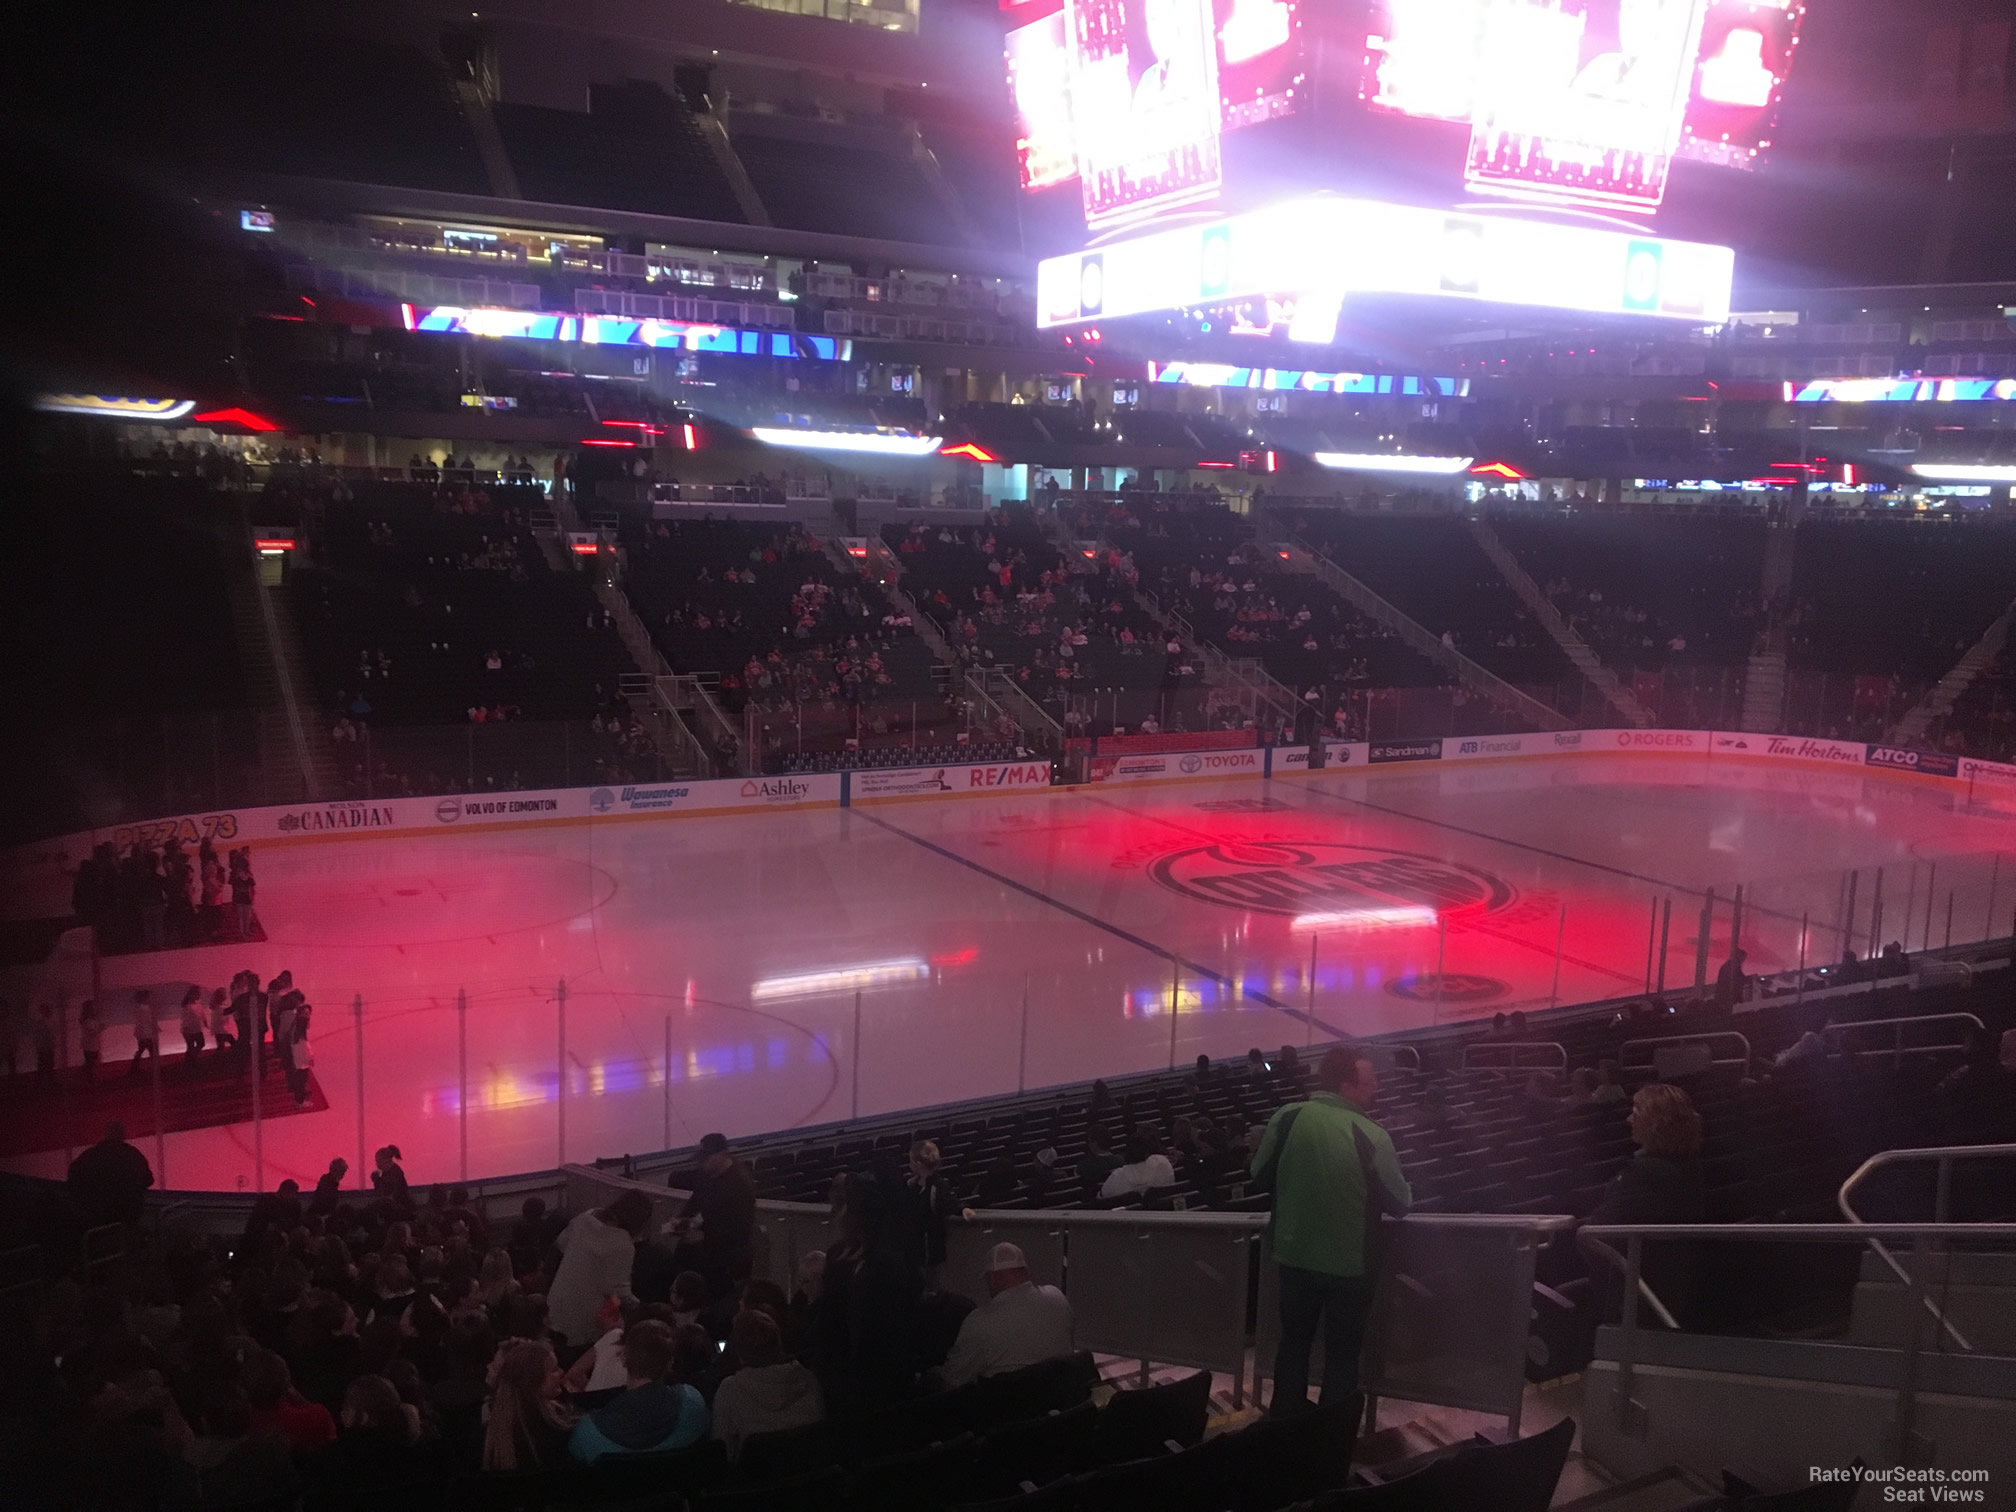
1147,362,1469,395
1790,378,2016,404
410,306,850,361
35,395,197,420
1037,196,1732,326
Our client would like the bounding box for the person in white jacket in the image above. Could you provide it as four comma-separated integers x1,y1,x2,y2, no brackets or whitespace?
547,1190,652,1348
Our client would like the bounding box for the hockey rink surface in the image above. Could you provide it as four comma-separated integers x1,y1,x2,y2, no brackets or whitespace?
6,751,2012,1191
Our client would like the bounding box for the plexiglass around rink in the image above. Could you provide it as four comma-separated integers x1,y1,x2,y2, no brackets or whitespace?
3,749,2012,1194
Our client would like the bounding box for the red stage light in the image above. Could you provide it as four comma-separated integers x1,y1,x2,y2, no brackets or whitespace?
1469,461,1525,480
939,442,1000,463
192,407,280,432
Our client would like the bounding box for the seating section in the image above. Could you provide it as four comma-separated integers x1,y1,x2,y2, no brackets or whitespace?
887,519,1193,734
738,969,2016,1231
733,131,962,245
19,22,489,196
1494,515,1768,669
291,482,632,726
0,468,251,840
1787,521,2016,683
495,86,746,224
1292,516,1577,689
618,516,944,766
1086,498,1449,734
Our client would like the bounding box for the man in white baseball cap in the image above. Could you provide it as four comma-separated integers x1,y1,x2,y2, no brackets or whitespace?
936,1241,1075,1389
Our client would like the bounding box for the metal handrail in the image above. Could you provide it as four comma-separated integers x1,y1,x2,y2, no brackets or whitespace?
1822,1012,1985,1065
1837,1142,2016,1353
1616,1030,1751,1073
1460,1039,1569,1073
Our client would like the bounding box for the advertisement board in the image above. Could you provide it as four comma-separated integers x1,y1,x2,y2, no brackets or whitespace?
1089,747,1265,782
1008,11,1080,190
1035,196,1734,328
1067,0,1224,227
1464,0,1707,214
1443,734,1532,761
1361,0,1801,201
1369,738,1443,764
852,762,1054,799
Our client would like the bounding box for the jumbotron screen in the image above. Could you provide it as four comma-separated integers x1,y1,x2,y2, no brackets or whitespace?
1010,0,1801,225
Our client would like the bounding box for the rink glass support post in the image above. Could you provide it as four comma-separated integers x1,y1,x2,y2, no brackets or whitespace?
851,990,862,1121
1843,871,1859,956
1900,866,1917,956
250,999,264,1194
1549,905,1566,1011
1656,898,1670,994
1869,869,1885,959
353,995,366,1187
152,1021,168,1191
1985,855,2000,939
1305,935,1318,1049
1643,899,1657,992
556,978,568,1168
1729,885,1744,957
1166,959,1180,1070
1922,863,1936,953
1017,973,1030,1095
1433,918,1447,1023
1693,888,1714,993
663,1012,674,1150
456,989,468,1183
1945,893,1954,951
1795,913,1808,1005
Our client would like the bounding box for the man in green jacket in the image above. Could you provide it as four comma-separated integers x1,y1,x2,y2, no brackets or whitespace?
1250,1046,1411,1414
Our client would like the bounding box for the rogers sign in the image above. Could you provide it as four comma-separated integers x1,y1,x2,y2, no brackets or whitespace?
1615,730,1698,749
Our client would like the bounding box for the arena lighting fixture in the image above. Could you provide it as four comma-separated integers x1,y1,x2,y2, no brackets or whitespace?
252,537,297,552
34,395,197,421
192,407,280,432
1290,906,1438,932
682,423,698,450
939,441,999,462
751,957,931,1001
1470,461,1525,480
579,438,635,448
1911,464,2016,483
1038,197,1733,328
1314,452,1474,474
1790,377,2016,404
749,428,944,456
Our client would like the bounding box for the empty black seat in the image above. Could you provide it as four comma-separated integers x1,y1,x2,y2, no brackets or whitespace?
1095,1369,1213,1461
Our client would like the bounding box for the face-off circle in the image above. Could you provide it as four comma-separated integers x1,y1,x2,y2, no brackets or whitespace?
1147,841,1515,921
1386,973,1511,1004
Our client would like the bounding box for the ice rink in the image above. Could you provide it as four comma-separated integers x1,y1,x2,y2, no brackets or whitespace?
6,751,2012,1191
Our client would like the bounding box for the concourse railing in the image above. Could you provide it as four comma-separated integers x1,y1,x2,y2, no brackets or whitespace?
1580,1220,2016,1467
1837,1142,2016,1351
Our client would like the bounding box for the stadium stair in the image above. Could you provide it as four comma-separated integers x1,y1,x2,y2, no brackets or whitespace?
1885,593,2016,748
222,503,337,803
1467,518,1655,728
1737,650,1786,733
1273,540,1570,731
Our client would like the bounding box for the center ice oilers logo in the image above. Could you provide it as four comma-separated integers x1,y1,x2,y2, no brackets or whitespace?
1147,841,1514,920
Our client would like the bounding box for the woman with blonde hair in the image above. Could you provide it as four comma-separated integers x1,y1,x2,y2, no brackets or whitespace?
476,1247,521,1313
481,1339,577,1472
903,1139,958,1288
1580,1081,1705,1323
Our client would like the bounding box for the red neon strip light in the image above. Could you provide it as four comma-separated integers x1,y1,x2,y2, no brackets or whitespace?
1469,461,1525,480
602,420,666,434
939,442,999,463
682,423,697,450
579,438,635,447
192,407,280,432
253,538,296,551
401,303,416,331
571,542,601,554
1196,460,1234,468
1843,463,1856,486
